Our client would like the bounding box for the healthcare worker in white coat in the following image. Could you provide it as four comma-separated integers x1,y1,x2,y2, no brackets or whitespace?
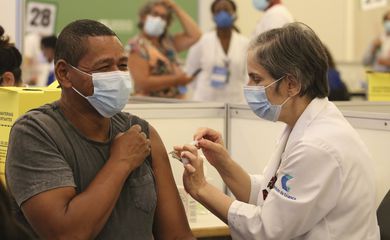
176,22,380,240
185,0,249,103
252,0,293,36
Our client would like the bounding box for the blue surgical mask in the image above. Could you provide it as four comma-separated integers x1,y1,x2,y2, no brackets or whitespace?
70,65,132,118
143,15,167,37
243,76,290,122
384,20,390,33
213,11,234,28
253,0,270,11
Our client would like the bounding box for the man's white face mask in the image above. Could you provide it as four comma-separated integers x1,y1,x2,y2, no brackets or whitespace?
70,65,133,118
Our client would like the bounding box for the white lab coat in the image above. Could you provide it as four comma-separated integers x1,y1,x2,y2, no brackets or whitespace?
254,4,294,36
228,98,380,240
185,31,249,103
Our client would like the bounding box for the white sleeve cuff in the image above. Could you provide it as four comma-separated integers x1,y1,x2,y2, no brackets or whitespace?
227,200,247,240
249,174,264,204
227,200,263,240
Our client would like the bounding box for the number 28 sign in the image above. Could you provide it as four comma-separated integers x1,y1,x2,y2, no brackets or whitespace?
26,2,57,35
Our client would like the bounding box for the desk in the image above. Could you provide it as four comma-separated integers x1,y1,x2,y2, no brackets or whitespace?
190,211,230,238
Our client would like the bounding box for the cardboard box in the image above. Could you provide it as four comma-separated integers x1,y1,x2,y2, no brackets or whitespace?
367,72,390,101
0,84,61,183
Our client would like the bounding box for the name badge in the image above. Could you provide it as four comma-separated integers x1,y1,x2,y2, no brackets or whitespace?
210,66,229,88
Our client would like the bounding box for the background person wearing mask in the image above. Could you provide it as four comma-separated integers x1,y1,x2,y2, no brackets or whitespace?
363,10,390,72
0,26,23,87
252,0,293,36
40,35,57,86
175,23,380,240
185,0,249,103
6,19,194,240
128,0,201,98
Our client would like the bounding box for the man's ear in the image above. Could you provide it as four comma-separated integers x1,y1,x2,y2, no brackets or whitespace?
55,60,72,89
1,72,16,86
286,74,301,97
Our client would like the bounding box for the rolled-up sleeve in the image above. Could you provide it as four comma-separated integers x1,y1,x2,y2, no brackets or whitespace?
228,200,264,240
248,174,264,205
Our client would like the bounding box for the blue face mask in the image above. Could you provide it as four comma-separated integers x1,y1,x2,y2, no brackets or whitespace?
243,76,290,122
143,15,167,37
70,65,133,118
213,11,234,28
253,0,270,11
384,20,390,33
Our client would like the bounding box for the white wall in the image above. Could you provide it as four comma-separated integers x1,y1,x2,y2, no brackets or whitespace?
0,0,23,50
283,0,352,62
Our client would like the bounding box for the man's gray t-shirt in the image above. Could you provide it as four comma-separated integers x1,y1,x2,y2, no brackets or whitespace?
5,102,157,239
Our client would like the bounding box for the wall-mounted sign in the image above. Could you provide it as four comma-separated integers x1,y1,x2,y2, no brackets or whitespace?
25,1,57,35
361,0,388,11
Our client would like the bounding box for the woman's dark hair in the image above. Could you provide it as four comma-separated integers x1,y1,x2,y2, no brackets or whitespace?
323,45,335,69
211,0,237,13
210,0,240,32
0,25,22,86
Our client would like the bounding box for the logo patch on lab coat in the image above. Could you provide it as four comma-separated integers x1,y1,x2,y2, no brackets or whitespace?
281,174,293,192
274,174,296,200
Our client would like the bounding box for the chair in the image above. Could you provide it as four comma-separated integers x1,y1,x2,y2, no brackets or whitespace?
378,190,390,240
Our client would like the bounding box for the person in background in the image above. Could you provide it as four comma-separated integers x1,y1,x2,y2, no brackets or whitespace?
252,0,293,36
176,23,380,239
185,0,249,103
323,45,350,101
22,32,46,86
0,180,35,239
128,0,201,98
6,19,194,240
41,35,57,86
0,25,23,87
363,10,390,72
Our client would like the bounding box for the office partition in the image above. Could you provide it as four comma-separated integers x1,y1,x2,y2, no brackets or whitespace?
124,100,390,206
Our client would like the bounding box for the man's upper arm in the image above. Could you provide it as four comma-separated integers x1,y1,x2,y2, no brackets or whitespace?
21,186,77,237
6,115,75,207
149,125,193,239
